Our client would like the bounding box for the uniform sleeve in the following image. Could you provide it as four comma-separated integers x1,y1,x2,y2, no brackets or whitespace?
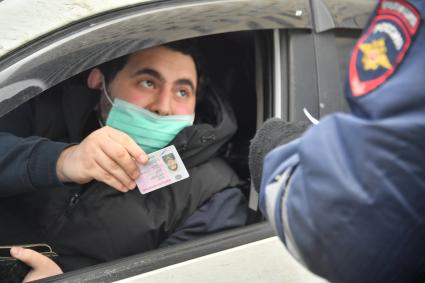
258,1,425,282
260,113,425,282
0,102,70,196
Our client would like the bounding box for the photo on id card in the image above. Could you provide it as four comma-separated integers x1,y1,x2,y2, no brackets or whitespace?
136,145,189,194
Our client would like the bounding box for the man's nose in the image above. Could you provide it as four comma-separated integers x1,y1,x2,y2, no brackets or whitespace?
149,88,172,116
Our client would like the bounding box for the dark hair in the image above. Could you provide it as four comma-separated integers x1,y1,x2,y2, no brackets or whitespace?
97,39,204,97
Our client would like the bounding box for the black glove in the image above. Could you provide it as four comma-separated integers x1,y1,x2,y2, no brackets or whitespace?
249,119,310,192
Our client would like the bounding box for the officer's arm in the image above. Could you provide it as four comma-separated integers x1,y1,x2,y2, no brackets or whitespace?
0,103,69,196
0,132,69,196
258,113,425,283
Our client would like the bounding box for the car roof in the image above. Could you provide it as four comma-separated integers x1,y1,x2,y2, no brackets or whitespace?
0,0,155,58
0,0,374,59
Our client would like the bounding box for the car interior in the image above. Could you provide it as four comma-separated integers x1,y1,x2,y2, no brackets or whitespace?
198,32,257,182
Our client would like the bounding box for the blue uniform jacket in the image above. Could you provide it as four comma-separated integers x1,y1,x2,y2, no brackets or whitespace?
260,1,425,282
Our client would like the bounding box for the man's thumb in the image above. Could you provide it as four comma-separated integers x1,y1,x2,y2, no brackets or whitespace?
10,247,46,268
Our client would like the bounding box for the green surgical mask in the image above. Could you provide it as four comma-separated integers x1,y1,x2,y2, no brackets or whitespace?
102,81,194,153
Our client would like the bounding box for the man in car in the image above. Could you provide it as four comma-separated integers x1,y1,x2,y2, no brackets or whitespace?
250,0,425,282
0,40,247,273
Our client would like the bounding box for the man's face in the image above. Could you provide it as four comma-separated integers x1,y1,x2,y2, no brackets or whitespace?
166,158,178,171
107,46,197,116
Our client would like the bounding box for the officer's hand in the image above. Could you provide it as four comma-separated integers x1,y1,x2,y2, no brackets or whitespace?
10,247,63,282
249,119,310,192
56,126,148,192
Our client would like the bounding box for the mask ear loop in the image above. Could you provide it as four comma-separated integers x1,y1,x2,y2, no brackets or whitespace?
101,76,114,105
98,76,114,127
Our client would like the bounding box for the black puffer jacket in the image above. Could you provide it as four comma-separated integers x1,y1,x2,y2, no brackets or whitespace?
0,77,242,270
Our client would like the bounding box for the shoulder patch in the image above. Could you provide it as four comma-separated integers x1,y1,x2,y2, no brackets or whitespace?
349,0,421,97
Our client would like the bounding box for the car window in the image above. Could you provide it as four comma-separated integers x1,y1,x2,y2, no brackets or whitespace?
0,30,260,278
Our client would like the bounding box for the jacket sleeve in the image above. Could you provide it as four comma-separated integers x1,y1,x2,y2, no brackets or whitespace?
258,1,425,282
0,102,70,196
259,113,425,282
159,187,248,247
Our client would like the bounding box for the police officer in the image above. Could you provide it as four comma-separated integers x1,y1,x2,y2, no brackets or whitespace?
249,0,425,282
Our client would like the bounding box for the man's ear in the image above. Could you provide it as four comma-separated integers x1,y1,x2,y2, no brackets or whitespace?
87,68,104,90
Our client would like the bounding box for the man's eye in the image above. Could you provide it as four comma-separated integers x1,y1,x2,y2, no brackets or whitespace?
140,80,154,89
176,89,189,97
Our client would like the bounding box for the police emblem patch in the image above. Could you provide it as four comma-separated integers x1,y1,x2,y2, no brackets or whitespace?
349,0,420,97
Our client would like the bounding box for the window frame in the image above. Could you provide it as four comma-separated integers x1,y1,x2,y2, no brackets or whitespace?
0,0,311,118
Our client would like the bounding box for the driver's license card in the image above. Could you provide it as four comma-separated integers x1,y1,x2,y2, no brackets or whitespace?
135,145,189,194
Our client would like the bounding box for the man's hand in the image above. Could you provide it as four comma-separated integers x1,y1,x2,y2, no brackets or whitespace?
10,247,63,282
56,126,148,192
